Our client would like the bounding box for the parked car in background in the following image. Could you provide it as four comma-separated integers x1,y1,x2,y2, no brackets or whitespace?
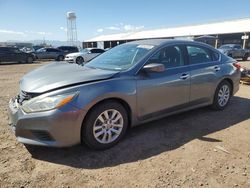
57,46,79,55
218,44,249,61
0,47,34,63
65,48,105,64
32,47,64,61
8,39,241,150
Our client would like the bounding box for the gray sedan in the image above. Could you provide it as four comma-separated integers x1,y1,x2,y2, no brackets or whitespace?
32,48,64,61
8,39,241,150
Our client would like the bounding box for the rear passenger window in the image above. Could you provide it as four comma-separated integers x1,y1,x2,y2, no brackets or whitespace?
96,49,105,53
187,46,212,64
234,45,241,49
47,49,60,52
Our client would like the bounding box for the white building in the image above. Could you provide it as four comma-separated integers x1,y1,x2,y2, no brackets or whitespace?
83,17,250,49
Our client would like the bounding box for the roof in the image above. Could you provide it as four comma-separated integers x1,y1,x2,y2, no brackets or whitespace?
124,39,215,51
128,39,174,46
85,18,250,42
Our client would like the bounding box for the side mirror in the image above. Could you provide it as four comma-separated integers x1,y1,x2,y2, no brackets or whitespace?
142,63,165,73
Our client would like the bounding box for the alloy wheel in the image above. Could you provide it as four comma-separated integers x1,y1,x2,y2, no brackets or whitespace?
218,85,230,107
93,109,124,144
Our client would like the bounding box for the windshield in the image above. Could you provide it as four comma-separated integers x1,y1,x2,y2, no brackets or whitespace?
85,44,154,71
80,48,89,53
219,45,233,49
37,48,45,52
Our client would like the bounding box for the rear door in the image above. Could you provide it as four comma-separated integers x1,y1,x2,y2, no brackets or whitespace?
186,45,221,104
136,45,190,119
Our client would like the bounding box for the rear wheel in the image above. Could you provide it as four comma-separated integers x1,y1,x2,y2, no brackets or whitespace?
57,55,64,61
76,56,84,65
82,101,128,150
26,56,34,63
242,54,248,61
211,80,232,110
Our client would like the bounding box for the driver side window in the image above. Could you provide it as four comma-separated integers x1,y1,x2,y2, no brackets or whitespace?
148,45,185,68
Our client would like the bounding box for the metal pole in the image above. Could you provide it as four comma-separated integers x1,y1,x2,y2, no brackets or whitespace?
243,39,246,49
74,19,78,46
215,35,218,49
242,33,247,49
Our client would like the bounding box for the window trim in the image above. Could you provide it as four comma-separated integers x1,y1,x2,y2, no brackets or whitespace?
185,44,221,66
135,43,222,76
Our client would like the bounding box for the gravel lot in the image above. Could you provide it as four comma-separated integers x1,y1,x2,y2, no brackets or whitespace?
0,61,250,188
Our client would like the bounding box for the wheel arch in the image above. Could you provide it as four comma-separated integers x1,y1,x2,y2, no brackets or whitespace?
81,97,132,136
217,78,234,96
223,78,233,95
77,56,84,60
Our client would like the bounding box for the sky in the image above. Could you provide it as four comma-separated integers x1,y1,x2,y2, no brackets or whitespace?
0,0,250,42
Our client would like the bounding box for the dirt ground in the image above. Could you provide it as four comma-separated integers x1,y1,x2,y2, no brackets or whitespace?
0,61,250,188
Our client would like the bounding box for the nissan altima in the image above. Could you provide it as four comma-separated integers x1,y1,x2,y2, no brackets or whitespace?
8,39,241,150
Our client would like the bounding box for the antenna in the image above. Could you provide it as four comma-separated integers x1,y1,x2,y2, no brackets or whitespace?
66,12,78,46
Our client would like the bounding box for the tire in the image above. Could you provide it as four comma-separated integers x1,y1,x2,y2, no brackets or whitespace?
57,55,64,61
82,101,128,150
211,80,232,110
242,54,248,61
76,56,84,65
26,56,34,63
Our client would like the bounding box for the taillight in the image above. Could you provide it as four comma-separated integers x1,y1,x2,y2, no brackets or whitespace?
233,62,241,70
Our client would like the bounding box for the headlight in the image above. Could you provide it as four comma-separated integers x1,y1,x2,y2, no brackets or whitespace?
21,92,78,113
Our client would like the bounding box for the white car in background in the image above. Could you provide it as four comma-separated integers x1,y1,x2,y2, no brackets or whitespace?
65,48,105,64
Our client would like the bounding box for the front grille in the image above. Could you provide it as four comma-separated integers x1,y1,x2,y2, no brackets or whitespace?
17,90,40,104
31,130,54,141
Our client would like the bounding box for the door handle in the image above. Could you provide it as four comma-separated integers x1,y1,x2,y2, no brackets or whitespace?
180,73,189,80
214,66,221,72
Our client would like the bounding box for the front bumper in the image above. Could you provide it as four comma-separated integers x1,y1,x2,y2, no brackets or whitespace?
8,98,85,147
65,56,75,63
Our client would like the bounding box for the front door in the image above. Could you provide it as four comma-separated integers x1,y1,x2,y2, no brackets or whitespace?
136,45,190,120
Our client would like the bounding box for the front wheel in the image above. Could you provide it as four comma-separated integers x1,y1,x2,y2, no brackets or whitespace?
242,54,248,61
211,80,232,110
82,101,128,150
57,55,64,61
76,56,84,65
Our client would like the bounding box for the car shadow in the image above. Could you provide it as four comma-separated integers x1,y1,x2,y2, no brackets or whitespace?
0,61,41,65
26,96,250,169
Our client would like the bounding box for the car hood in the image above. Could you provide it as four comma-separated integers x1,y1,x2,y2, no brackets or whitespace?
66,52,86,57
20,62,119,93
